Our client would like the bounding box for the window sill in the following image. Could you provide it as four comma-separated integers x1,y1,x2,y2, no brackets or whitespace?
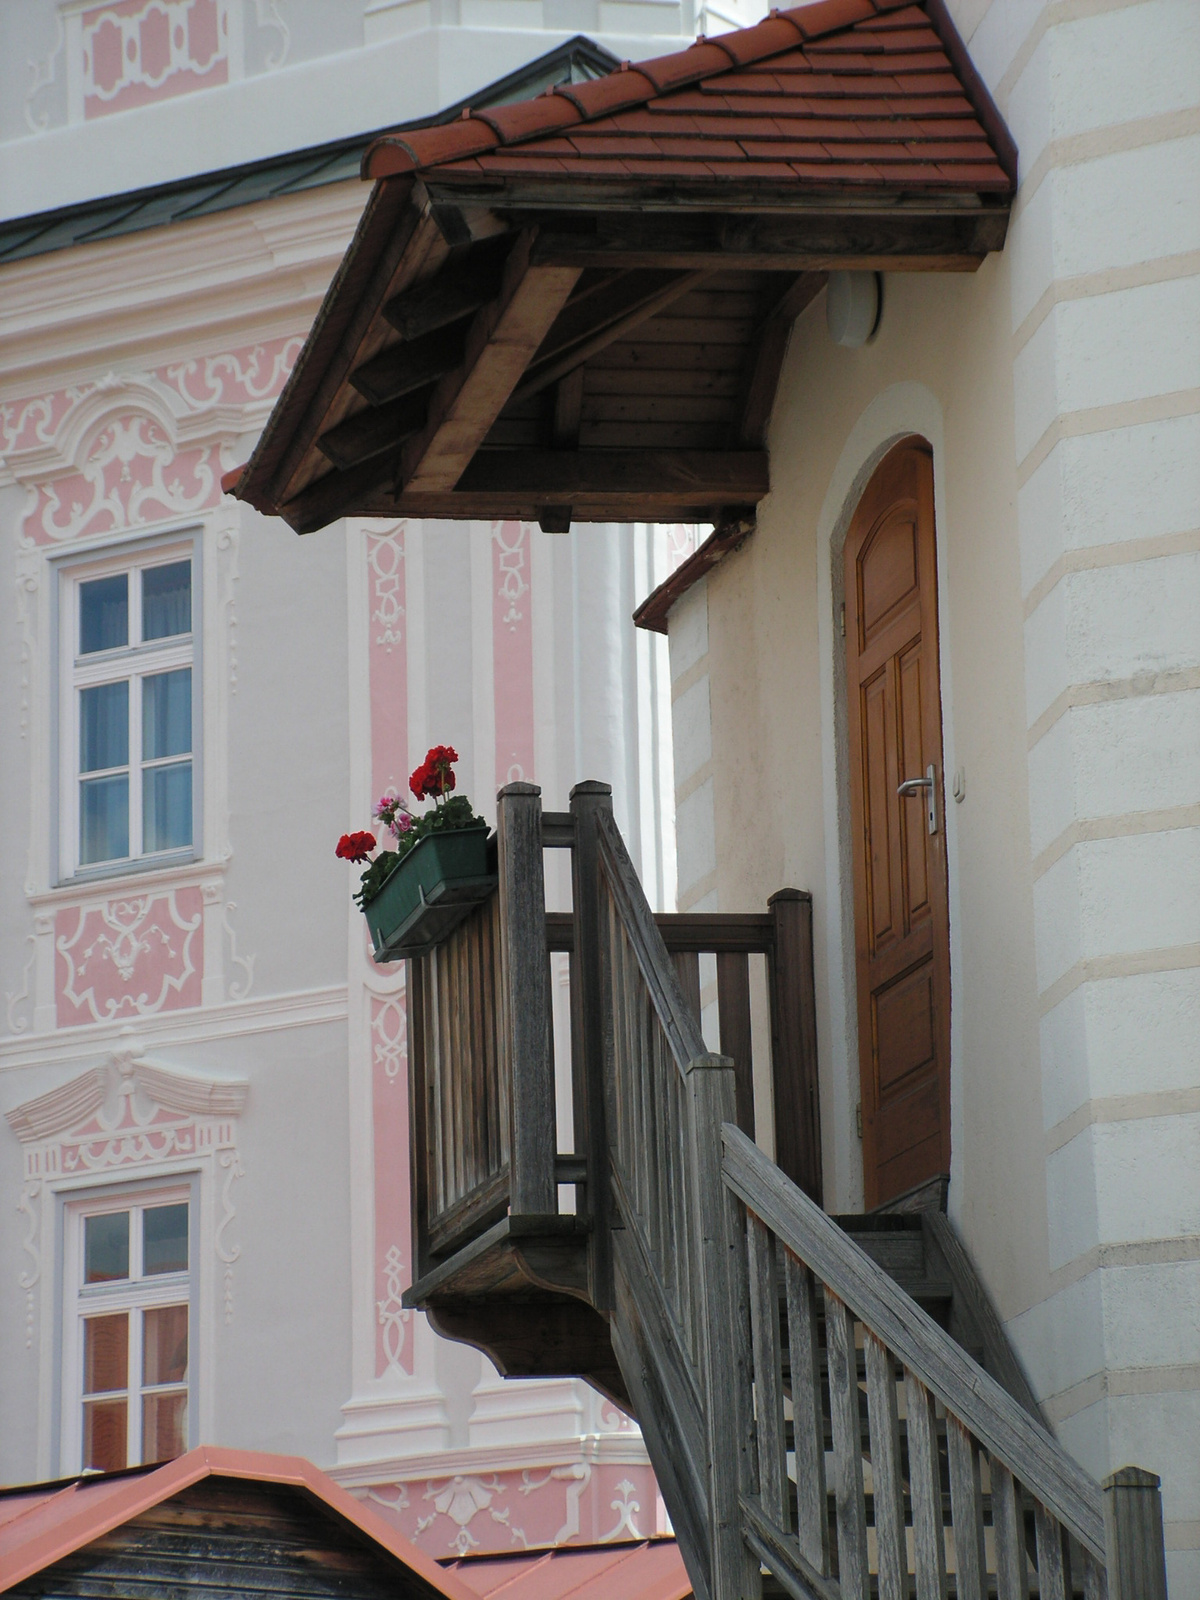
30,853,221,907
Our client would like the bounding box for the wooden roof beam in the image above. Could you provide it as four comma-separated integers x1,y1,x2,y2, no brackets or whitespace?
736,271,826,448
511,268,713,407
457,448,768,504
525,207,1008,272
400,230,581,495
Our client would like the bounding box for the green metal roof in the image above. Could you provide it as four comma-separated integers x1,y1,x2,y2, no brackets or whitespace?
0,37,618,267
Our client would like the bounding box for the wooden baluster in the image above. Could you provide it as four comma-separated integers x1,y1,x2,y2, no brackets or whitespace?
826,1292,869,1600
407,957,432,1282
686,1054,762,1600
783,1250,829,1575
674,949,702,1022
864,1331,907,1600
947,1416,987,1600
1081,1550,1109,1600
569,782,612,1304
767,889,821,1201
1103,1466,1167,1600
991,1461,1030,1600
498,782,555,1217
1034,1502,1071,1600
747,1217,789,1531
717,950,755,1136
904,1369,948,1600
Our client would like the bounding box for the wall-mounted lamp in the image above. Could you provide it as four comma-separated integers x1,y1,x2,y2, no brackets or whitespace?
827,271,882,348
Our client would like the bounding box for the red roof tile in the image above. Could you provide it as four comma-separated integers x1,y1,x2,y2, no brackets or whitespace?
362,0,1016,194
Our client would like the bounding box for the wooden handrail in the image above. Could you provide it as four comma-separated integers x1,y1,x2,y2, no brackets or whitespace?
595,806,706,1076
722,1121,1107,1559
547,910,775,954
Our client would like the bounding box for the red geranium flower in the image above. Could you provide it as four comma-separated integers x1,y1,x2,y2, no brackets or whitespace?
336,831,376,862
410,745,458,801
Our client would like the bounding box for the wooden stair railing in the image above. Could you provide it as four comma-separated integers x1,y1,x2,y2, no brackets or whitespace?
587,799,1168,1600
404,781,1168,1600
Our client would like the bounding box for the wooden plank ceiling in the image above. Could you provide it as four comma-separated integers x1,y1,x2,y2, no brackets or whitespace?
228,0,1016,533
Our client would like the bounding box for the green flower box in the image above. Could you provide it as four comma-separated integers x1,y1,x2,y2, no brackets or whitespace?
364,824,496,962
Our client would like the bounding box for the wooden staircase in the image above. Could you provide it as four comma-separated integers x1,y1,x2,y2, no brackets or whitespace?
400,781,1169,1600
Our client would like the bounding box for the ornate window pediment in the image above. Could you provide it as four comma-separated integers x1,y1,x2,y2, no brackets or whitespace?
6,1039,246,1180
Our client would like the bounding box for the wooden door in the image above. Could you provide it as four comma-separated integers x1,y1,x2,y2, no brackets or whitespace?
845,439,951,1208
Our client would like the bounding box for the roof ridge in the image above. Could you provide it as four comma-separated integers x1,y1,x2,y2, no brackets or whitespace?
362,0,929,180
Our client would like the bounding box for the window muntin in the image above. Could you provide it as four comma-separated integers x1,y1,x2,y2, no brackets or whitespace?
68,1194,191,1473
62,547,196,877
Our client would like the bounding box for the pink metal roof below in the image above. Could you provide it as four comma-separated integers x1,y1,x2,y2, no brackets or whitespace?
445,1539,692,1600
0,1446,479,1598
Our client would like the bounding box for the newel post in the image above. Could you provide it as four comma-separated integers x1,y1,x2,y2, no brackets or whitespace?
767,889,822,1203
1103,1466,1169,1600
569,780,613,1307
497,782,555,1217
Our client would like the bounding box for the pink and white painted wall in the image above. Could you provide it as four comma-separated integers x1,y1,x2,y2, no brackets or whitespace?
0,165,693,1551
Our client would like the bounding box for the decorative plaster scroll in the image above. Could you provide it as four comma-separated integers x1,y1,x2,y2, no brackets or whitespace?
24,12,65,132
492,520,528,628
371,988,413,1377
5,935,37,1036
251,0,289,68
1,338,303,517
372,1462,660,1555
215,1146,242,1323
15,544,39,741
161,337,303,411
376,1242,412,1376
55,886,204,1026
220,902,255,1000
21,416,219,546
17,1181,41,1350
217,522,241,691
492,521,534,789
82,0,229,118
598,1477,644,1542
366,525,407,653
6,1044,247,1345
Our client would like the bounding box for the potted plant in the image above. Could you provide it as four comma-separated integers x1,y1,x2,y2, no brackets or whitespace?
337,746,495,961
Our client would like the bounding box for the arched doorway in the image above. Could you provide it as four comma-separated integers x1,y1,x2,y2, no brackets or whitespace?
844,438,951,1208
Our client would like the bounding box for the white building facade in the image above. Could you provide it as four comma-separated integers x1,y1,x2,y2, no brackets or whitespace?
658,0,1199,1591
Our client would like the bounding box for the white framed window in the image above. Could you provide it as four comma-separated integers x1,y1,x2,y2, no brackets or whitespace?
62,1184,195,1473
57,538,199,880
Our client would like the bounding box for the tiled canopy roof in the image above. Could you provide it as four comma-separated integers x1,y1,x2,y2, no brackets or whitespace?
364,0,1015,194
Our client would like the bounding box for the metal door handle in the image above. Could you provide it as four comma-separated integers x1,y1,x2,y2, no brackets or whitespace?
898,763,938,834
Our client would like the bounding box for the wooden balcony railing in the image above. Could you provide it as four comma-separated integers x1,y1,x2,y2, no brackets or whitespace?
406,779,820,1288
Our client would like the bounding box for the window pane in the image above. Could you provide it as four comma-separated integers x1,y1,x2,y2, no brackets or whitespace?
143,1204,188,1276
83,1313,129,1393
80,774,129,864
142,669,191,759
80,574,128,654
142,763,192,854
83,1399,127,1472
141,1390,187,1464
142,561,191,641
80,680,129,772
84,1212,130,1283
142,1305,188,1385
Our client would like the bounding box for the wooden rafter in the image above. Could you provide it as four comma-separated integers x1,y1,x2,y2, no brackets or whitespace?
399,230,581,494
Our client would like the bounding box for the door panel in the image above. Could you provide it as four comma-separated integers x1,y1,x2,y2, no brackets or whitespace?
845,440,951,1208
